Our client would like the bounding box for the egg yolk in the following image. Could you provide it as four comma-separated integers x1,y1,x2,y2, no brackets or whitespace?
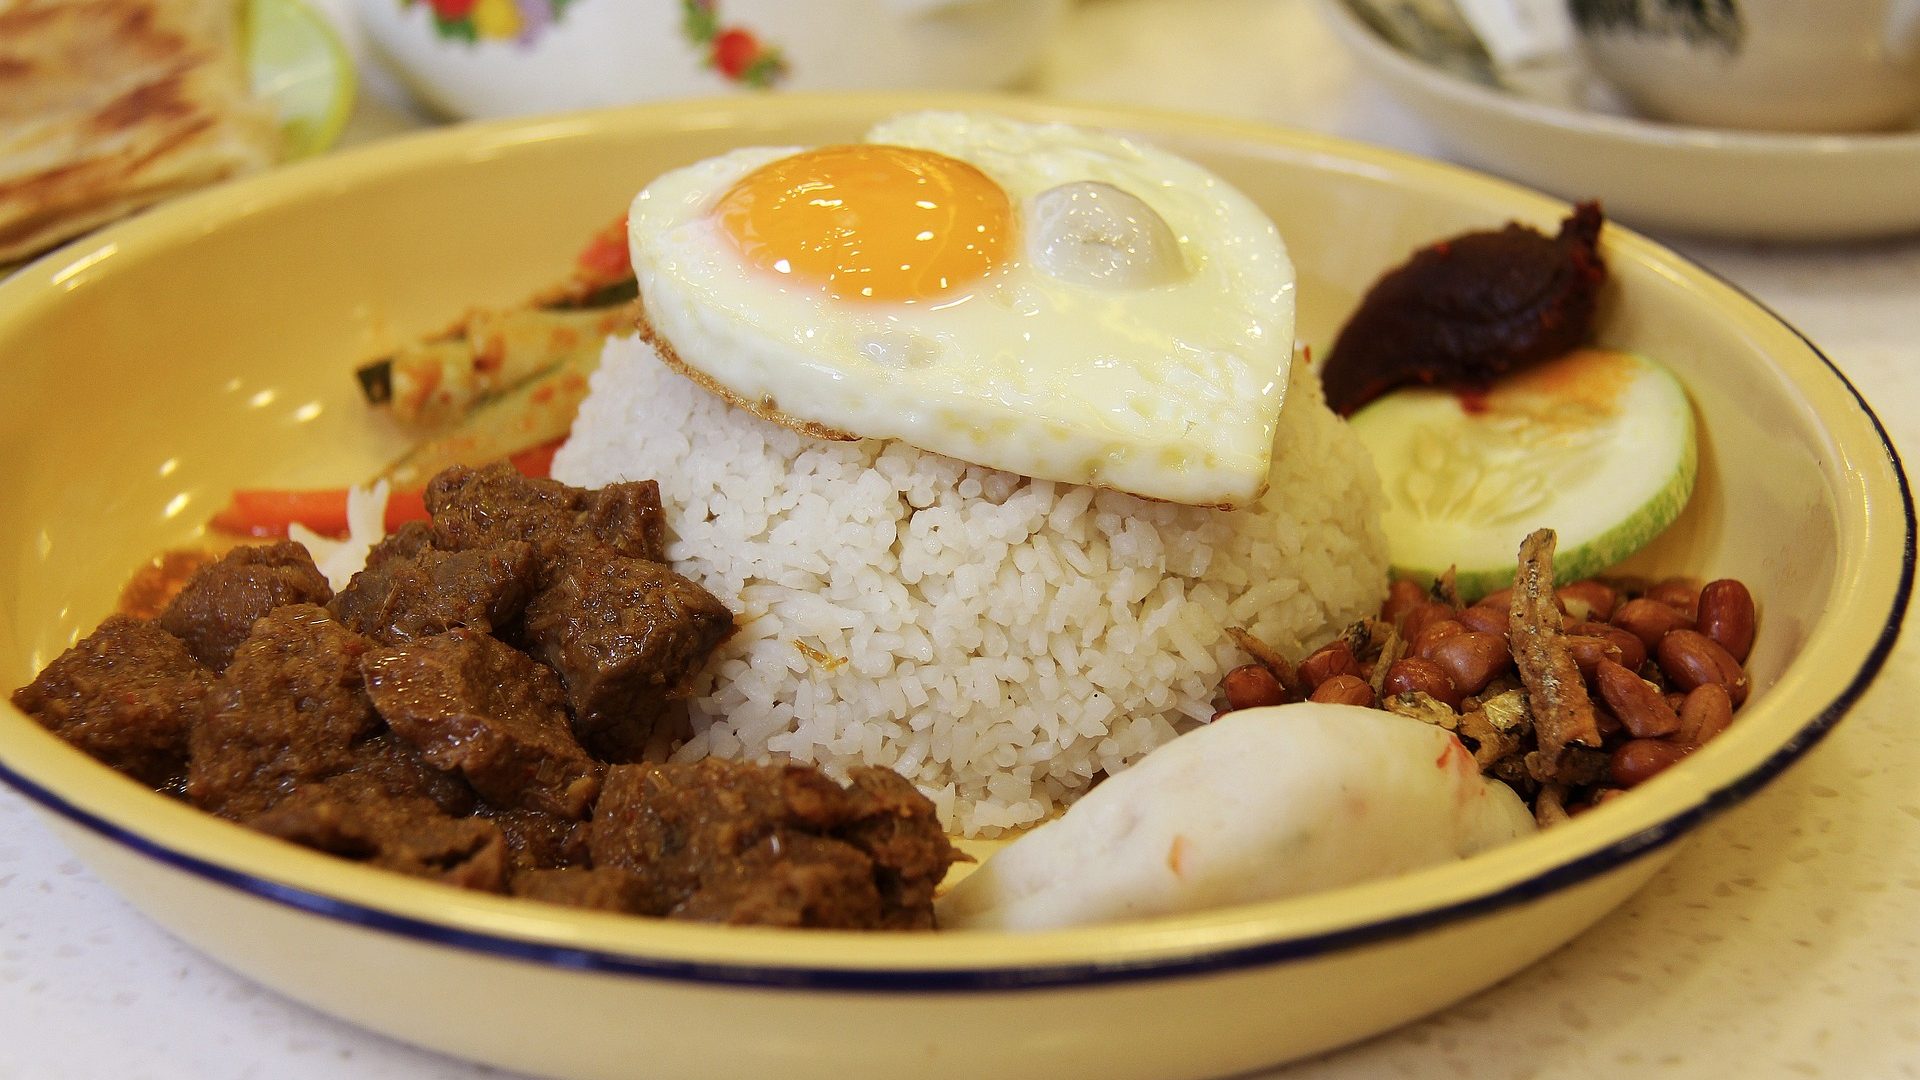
715,145,1011,304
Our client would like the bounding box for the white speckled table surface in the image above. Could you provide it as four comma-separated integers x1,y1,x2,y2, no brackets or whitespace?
3,2,1916,1077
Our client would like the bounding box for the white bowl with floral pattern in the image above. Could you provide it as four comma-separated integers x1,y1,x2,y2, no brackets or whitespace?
356,0,1070,119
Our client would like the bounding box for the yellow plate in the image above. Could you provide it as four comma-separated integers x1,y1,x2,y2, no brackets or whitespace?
0,94,1908,1080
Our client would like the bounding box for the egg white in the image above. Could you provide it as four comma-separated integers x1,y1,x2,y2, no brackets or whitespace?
627,111,1296,508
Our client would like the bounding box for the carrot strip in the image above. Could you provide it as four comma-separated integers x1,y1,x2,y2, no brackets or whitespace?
574,215,631,284
209,486,434,539
211,489,354,538
507,437,563,479
384,488,431,531
210,437,562,539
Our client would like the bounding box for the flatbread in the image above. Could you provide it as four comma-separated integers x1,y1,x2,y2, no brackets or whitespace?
0,0,278,264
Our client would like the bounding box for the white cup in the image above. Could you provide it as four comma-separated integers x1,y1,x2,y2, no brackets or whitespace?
1568,0,1920,132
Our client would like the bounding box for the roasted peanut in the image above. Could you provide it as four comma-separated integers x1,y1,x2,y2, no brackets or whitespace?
1383,657,1462,709
1609,739,1690,787
1474,586,1514,611
1594,659,1682,738
1311,674,1377,707
1381,578,1428,628
1399,601,1457,643
1298,639,1358,690
1454,604,1510,638
1566,620,1647,673
1411,619,1467,660
1676,683,1734,748
1593,705,1624,737
1427,631,1513,696
1222,664,1286,711
1696,579,1756,663
1479,584,1566,614
1611,597,1693,651
1645,576,1704,619
1556,580,1619,623
1656,629,1750,706
1565,634,1624,681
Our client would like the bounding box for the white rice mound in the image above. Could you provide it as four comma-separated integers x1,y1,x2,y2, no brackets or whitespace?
553,336,1390,836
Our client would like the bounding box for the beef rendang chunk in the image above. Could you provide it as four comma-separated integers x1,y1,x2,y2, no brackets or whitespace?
363,629,602,818
329,535,536,645
247,785,506,891
186,605,383,819
588,759,959,929
510,866,666,913
11,615,213,787
485,805,592,875
158,540,333,672
424,462,668,565
185,604,485,821
835,766,967,920
340,732,481,817
523,545,734,763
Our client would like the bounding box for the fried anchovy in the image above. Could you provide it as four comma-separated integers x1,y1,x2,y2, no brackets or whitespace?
1534,782,1573,829
1507,529,1602,763
1226,626,1304,700
1369,622,1406,698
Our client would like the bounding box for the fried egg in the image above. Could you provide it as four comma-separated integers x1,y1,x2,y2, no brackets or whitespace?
627,111,1296,508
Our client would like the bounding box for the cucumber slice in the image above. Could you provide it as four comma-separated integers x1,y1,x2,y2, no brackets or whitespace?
1347,348,1696,599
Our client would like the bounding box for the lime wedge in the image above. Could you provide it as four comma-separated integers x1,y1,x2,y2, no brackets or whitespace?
245,0,357,160
1347,348,1697,599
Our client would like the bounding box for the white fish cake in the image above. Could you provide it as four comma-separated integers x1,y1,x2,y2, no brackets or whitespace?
627,110,1296,509
936,703,1535,929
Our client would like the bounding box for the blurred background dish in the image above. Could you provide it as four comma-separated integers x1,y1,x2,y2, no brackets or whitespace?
1567,0,1920,134
353,0,1072,120
0,0,354,268
249,0,360,158
1323,0,1920,239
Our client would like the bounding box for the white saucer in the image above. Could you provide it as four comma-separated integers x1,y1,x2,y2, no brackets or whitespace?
1323,0,1920,241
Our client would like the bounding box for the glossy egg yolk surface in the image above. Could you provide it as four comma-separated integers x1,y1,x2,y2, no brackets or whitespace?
713,144,1011,304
